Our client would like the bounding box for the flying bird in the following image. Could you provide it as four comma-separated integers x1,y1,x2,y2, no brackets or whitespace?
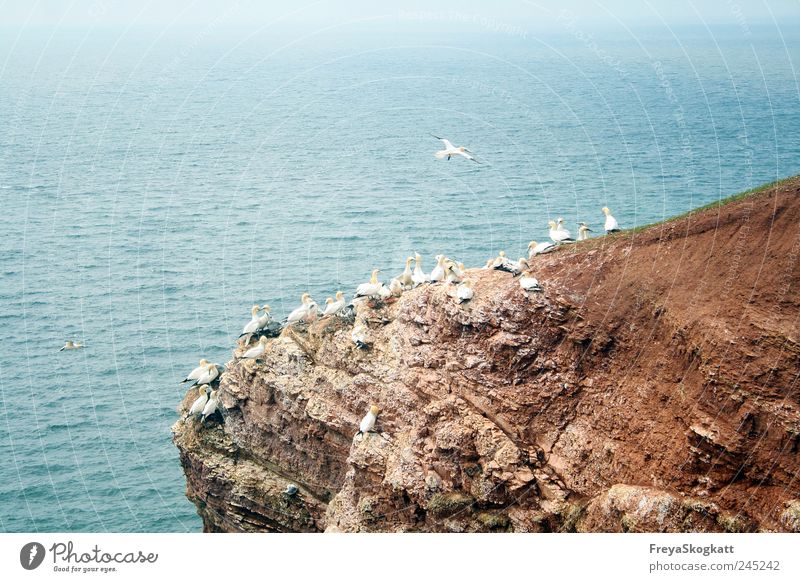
432,135,480,163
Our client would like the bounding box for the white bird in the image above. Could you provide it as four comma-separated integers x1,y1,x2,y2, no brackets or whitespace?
181,359,210,383
239,336,269,360
358,405,381,435
351,324,371,349
602,207,620,233
192,363,219,387
577,222,593,241
388,277,404,297
445,261,464,284
456,280,474,303
256,304,272,328
548,220,574,244
520,274,543,292
59,340,84,351
492,250,511,269
528,240,556,258
286,293,313,325
321,292,346,317
430,255,446,283
499,257,528,276
188,386,209,418
355,269,383,298
304,302,319,324
398,256,414,288
239,304,263,343
201,389,220,421
412,253,430,287
432,135,480,163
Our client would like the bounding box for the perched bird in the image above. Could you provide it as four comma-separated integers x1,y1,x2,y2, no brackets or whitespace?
456,280,474,303
577,223,593,241
286,293,313,326
430,255,446,283
355,269,383,298
187,386,209,418
257,304,272,328
520,273,543,292
483,258,494,269
351,324,371,349
528,240,556,258
201,389,220,422
497,257,528,276
432,135,480,163
388,277,404,297
59,340,85,351
548,220,574,244
239,305,263,344
238,336,269,360
321,292,346,317
492,250,510,269
304,302,319,324
445,261,464,284
602,207,620,233
181,359,210,383
191,363,219,387
398,256,414,288
358,405,381,435
412,253,430,287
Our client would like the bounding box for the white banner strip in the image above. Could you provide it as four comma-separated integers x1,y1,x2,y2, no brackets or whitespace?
1,533,797,581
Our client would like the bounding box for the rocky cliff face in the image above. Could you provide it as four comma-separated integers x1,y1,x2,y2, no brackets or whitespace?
173,179,800,532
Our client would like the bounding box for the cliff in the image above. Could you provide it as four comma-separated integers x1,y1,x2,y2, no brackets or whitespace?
173,177,800,532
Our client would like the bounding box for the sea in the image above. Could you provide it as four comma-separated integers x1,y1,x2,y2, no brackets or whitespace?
1,21,799,532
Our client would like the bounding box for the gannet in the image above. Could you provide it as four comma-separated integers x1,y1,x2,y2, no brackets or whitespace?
492,250,510,269
304,302,319,324
286,293,312,325
355,269,383,298
239,336,269,360
548,220,574,244
257,304,272,328
577,223,593,241
192,363,219,387
358,405,381,435
430,255,446,283
528,240,555,258
602,207,620,233
388,277,404,297
188,386,209,418
498,257,528,276
181,359,210,383
351,324,371,349
322,292,346,317
398,256,414,288
239,305,263,343
412,253,430,287
201,389,220,421
456,280,474,303
520,274,542,292
446,263,464,284
432,135,480,163
59,340,85,351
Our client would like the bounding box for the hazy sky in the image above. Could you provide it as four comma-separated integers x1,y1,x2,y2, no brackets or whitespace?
2,0,798,30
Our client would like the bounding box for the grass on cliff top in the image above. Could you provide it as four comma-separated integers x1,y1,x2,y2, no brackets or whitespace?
624,174,798,236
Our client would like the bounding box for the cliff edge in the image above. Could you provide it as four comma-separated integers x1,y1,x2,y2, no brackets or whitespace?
173,178,800,532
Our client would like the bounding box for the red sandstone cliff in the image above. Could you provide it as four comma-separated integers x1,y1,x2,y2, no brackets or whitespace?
173,178,800,532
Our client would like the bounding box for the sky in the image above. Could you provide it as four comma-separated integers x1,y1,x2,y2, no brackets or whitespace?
1,0,798,31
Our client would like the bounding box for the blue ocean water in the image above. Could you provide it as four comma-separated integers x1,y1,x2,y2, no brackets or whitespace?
0,22,798,532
